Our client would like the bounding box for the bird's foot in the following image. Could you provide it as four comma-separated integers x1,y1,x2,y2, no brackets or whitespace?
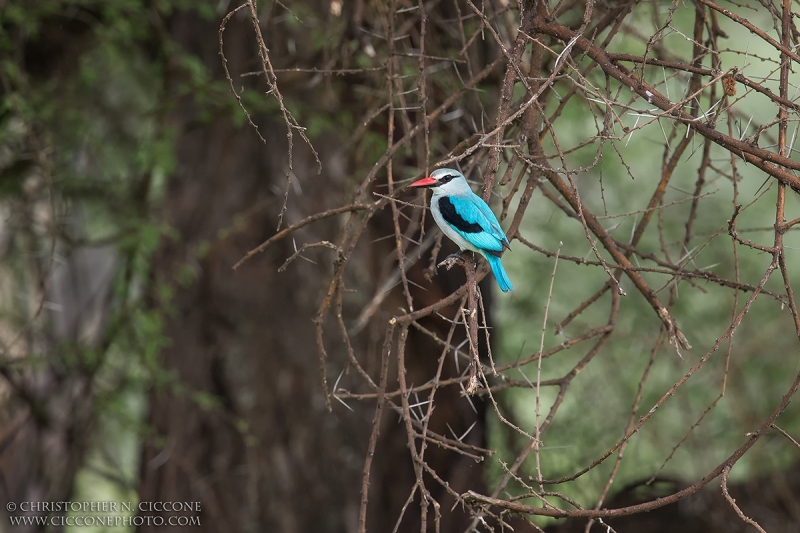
438,251,466,271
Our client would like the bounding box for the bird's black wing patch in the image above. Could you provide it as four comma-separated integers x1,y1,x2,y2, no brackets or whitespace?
438,197,482,233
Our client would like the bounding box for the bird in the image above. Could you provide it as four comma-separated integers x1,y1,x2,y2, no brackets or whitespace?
411,168,513,292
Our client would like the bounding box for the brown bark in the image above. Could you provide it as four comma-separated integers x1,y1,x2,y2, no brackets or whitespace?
138,9,487,533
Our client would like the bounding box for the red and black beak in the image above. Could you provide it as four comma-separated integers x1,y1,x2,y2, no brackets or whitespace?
410,176,437,188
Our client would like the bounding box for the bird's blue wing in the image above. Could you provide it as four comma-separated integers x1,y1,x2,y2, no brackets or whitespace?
437,194,509,253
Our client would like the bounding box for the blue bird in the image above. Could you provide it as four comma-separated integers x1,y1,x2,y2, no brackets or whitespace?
411,168,513,292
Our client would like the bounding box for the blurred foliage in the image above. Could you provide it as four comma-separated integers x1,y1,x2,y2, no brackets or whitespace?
490,1,800,514
0,0,214,524
1,0,799,530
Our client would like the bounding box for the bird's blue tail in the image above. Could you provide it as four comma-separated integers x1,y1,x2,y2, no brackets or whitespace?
484,253,513,292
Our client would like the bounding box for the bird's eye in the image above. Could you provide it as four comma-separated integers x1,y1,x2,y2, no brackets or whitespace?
438,174,455,185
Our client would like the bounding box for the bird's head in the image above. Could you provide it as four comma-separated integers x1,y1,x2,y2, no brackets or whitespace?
410,168,472,195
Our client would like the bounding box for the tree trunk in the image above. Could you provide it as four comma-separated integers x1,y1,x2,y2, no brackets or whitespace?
138,9,487,532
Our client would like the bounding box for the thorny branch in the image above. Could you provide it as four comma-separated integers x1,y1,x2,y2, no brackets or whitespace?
225,0,800,529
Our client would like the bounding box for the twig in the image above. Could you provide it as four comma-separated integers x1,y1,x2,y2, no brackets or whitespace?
721,465,768,533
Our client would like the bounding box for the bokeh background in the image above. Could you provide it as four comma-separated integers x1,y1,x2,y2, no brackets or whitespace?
1,0,799,532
